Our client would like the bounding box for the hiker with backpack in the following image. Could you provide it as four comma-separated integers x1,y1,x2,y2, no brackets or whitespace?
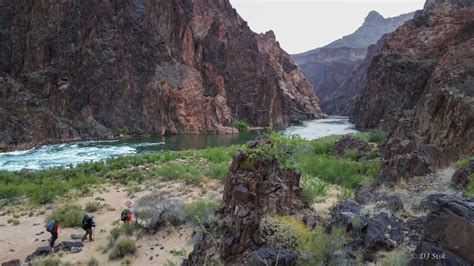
46,220,59,247
81,213,95,241
121,209,133,223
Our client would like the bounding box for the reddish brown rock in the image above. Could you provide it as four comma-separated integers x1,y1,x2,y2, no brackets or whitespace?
351,0,474,169
0,0,321,151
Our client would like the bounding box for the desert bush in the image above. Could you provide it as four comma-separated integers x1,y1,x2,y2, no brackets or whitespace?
86,257,99,266
154,162,200,183
343,149,359,161
300,176,328,205
204,162,228,179
299,226,349,265
109,227,122,241
7,218,20,225
259,216,299,250
31,256,62,266
50,204,84,227
84,201,101,212
109,238,137,260
121,222,141,236
134,192,184,231
377,250,410,266
183,200,219,227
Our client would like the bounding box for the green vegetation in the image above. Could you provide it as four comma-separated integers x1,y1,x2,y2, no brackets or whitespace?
300,176,328,205
183,200,219,227
259,216,349,265
7,218,20,225
86,257,99,266
109,238,137,260
232,120,250,131
84,201,102,212
463,173,474,197
50,204,84,227
355,130,387,143
377,250,410,266
31,257,63,266
170,248,187,256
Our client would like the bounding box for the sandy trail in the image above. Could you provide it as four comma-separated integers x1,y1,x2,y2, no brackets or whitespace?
0,179,223,265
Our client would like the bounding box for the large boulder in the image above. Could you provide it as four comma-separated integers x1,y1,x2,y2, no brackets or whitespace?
413,194,474,264
332,135,375,159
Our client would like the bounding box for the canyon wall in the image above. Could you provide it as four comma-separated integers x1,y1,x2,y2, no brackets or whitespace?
293,11,414,115
352,0,474,166
0,0,321,151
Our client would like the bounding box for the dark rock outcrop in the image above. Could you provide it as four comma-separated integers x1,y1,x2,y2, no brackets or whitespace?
245,245,297,266
185,138,303,265
351,0,474,168
452,159,474,188
332,135,375,159
0,0,321,151
293,11,414,115
1,260,20,266
413,194,474,265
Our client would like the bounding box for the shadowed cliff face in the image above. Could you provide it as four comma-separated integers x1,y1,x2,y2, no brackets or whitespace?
351,0,474,166
293,11,414,115
0,0,321,151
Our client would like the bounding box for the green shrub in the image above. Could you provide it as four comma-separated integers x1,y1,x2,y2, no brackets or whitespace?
377,250,410,266
232,120,249,131
7,218,20,225
50,204,84,227
134,192,184,231
204,162,228,179
343,149,359,161
109,227,122,241
170,248,187,256
84,201,102,213
31,256,62,266
87,257,99,266
109,238,137,260
300,176,328,205
121,222,140,236
463,174,474,197
154,162,200,183
259,216,299,250
301,226,349,265
183,200,219,227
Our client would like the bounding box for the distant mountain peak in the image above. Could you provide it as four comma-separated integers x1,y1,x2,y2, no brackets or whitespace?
363,10,385,25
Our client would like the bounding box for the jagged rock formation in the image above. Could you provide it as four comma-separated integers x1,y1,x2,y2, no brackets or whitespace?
293,11,414,115
413,194,474,265
351,0,474,168
0,0,321,151
185,138,303,265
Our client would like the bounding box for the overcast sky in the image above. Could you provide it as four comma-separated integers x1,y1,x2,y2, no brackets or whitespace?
229,0,425,54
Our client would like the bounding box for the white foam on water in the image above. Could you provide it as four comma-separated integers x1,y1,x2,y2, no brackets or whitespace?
0,142,138,171
283,116,358,140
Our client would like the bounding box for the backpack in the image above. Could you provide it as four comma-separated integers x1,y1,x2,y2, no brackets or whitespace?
46,220,56,232
82,214,94,229
121,209,130,221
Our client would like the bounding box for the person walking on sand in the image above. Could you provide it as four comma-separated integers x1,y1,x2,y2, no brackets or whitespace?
81,213,95,242
46,220,59,247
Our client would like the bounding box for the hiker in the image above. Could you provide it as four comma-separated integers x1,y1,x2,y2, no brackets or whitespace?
121,209,133,223
46,220,59,247
81,213,95,241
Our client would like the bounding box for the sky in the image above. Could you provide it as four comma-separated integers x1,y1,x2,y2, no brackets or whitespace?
229,0,425,54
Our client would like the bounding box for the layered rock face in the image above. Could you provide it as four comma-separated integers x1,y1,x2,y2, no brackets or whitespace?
0,0,321,151
351,0,474,167
293,11,414,115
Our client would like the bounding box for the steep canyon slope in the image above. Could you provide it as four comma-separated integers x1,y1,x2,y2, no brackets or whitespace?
293,11,414,115
0,0,321,151
352,0,474,167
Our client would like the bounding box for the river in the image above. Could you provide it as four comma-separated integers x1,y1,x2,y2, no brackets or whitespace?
0,116,357,171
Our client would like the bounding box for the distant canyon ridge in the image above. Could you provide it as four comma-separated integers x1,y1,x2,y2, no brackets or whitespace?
293,10,415,115
0,0,321,151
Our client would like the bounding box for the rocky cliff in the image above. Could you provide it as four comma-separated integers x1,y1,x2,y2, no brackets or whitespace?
293,11,414,115
0,0,321,151
351,0,474,167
